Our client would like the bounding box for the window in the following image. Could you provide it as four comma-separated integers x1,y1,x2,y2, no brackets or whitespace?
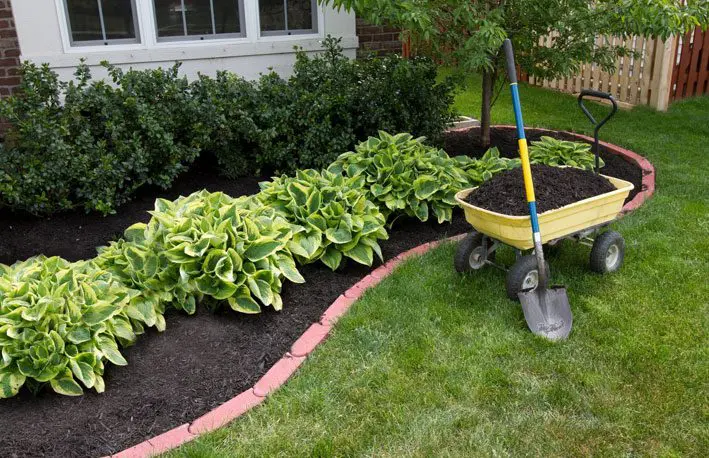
64,0,139,45
153,0,246,41
259,0,317,35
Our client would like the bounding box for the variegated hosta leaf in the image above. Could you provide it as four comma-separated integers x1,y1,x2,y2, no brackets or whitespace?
327,131,475,224
258,169,388,270
0,255,158,398
97,190,303,320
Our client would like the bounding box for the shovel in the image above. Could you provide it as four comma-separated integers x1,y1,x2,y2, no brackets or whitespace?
502,39,572,340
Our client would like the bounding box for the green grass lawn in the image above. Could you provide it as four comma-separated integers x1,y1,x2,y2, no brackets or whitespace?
169,80,709,457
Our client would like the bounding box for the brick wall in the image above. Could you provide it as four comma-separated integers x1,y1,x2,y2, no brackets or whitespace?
355,17,401,57
0,0,20,97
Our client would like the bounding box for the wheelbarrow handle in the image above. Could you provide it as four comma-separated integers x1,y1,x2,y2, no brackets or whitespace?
577,90,618,174
577,90,618,127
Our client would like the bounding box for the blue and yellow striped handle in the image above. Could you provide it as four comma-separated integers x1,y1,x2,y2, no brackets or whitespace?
510,82,541,238
504,39,541,244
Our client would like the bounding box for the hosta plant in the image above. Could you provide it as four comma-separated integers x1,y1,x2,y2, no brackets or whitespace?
0,256,163,398
529,136,603,170
257,169,388,270
328,131,471,224
454,147,520,184
97,191,304,315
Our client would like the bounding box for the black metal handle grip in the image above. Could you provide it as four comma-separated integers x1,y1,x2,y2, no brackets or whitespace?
503,39,517,84
577,90,618,127
577,89,618,174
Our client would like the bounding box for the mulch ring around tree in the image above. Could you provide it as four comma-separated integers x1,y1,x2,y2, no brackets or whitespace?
465,164,617,215
444,126,644,205
0,129,646,458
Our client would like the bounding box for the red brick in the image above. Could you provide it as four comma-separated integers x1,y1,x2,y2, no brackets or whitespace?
320,294,356,325
3,48,20,57
189,389,264,435
290,323,331,357
147,424,195,454
252,354,306,397
0,76,20,86
112,440,155,458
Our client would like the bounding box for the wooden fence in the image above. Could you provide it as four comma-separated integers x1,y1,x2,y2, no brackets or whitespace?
525,35,676,110
525,28,709,110
671,27,709,101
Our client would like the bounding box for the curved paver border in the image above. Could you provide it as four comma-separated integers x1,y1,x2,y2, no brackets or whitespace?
111,235,465,458
112,129,655,457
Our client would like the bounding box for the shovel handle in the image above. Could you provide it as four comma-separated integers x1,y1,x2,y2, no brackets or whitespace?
502,38,547,287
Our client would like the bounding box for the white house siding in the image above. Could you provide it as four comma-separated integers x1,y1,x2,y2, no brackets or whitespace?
12,1,357,81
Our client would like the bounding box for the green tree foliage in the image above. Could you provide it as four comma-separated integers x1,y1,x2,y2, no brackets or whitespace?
321,0,708,144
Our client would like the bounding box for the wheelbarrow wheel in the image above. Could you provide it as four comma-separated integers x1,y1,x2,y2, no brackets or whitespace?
506,255,550,301
590,231,625,273
454,232,494,273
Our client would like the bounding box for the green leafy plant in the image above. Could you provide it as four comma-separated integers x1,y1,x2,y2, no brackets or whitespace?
328,131,472,224
321,0,707,145
257,169,388,270
206,36,456,176
97,191,304,315
0,61,203,215
528,136,603,170
0,256,164,398
454,147,520,184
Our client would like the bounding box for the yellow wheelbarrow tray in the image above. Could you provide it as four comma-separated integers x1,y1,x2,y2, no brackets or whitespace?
455,174,634,251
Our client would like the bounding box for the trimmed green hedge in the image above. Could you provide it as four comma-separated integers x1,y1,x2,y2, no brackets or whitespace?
0,37,455,216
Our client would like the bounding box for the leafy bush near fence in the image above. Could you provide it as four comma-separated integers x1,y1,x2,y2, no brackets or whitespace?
258,169,388,270
0,62,203,215
0,256,165,398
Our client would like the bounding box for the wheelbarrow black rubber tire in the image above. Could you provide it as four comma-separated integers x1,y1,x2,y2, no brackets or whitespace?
506,255,550,301
590,231,625,273
454,232,494,273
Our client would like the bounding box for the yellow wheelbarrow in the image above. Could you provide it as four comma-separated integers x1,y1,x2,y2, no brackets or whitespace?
454,174,633,299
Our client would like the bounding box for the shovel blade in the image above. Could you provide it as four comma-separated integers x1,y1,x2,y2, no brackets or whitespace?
518,286,572,341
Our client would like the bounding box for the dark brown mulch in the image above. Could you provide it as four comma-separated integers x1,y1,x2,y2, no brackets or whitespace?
444,126,643,204
0,127,644,457
465,164,617,216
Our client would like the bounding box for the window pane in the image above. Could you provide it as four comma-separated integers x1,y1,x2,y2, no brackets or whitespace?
66,0,103,42
154,0,186,37
212,0,241,34
287,0,312,31
102,0,137,40
259,0,285,32
185,0,213,35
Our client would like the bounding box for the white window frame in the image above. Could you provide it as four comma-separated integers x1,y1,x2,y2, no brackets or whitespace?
258,0,319,37
153,0,247,43
54,0,325,54
61,0,141,46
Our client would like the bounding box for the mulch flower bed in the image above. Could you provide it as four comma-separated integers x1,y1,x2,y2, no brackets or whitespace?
465,164,617,215
445,126,643,205
0,127,645,458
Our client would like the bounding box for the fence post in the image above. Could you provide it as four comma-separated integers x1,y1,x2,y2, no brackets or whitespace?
649,36,678,111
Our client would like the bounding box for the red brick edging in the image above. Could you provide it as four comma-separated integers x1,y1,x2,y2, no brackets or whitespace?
112,132,654,457
111,235,464,458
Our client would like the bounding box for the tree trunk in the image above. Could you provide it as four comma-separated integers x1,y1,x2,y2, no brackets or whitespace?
480,69,493,147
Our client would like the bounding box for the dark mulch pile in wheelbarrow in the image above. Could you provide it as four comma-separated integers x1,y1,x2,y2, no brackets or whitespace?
465,164,617,215
444,126,643,205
